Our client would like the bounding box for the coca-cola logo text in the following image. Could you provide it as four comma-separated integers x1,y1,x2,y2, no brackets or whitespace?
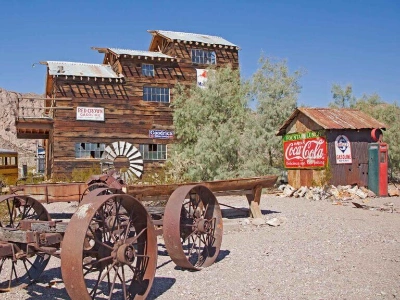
284,137,327,168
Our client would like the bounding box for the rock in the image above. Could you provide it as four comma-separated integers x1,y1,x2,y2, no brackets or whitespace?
348,185,359,195
355,189,368,199
294,186,308,198
277,184,286,191
239,219,251,226
266,217,281,227
328,186,340,199
283,185,296,197
388,187,400,197
251,218,265,226
277,216,287,225
305,190,314,200
360,186,376,197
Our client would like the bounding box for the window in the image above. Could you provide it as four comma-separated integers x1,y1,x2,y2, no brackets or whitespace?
143,87,170,103
191,49,216,65
139,144,167,160
142,64,154,77
75,143,105,159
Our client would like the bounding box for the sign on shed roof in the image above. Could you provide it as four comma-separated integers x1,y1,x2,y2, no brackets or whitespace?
276,107,387,136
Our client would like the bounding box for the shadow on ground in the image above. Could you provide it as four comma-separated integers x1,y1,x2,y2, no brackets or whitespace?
221,208,280,218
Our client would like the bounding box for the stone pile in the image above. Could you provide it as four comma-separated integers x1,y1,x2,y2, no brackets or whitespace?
277,184,377,201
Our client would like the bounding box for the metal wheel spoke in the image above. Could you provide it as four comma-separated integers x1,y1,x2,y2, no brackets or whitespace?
107,265,119,300
121,265,127,299
83,255,113,268
89,269,103,297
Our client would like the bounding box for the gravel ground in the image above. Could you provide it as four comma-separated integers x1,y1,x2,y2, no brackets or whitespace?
1,192,400,299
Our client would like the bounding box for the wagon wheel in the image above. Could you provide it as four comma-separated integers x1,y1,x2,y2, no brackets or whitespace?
163,185,223,270
62,190,157,300
0,195,51,291
79,183,120,204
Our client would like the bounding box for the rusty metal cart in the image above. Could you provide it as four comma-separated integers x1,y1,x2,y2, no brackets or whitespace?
0,172,277,299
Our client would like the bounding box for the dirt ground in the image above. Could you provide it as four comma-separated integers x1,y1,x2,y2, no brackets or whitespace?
1,192,400,299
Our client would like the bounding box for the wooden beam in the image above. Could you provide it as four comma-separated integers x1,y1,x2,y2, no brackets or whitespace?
246,184,263,218
17,132,50,139
18,97,72,101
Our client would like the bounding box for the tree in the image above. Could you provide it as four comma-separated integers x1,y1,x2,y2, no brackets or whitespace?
168,57,303,182
168,66,248,182
329,84,356,108
353,94,400,175
242,56,303,171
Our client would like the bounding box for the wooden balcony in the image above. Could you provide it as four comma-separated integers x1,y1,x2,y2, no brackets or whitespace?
15,97,72,139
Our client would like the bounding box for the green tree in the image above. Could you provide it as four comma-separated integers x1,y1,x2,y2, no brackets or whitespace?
168,66,248,182
329,84,356,108
353,94,400,175
242,56,303,171
168,57,303,182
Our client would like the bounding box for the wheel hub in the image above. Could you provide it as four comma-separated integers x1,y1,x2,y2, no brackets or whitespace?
196,218,211,233
116,244,136,265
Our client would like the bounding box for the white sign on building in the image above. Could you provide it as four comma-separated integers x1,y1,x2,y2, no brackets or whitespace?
76,107,105,121
196,69,208,88
334,135,352,164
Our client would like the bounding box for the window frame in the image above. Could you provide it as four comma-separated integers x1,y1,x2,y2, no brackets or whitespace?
75,142,105,159
191,49,217,65
142,63,155,77
143,86,170,103
139,144,167,161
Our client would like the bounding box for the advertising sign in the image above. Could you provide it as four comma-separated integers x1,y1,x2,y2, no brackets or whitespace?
283,131,327,168
76,107,104,121
334,135,352,164
196,69,208,88
149,129,174,139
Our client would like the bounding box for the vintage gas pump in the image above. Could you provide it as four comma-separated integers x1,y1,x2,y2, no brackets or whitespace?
368,129,388,196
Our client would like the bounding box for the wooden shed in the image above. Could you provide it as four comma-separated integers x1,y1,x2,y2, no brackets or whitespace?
276,107,387,188
15,30,239,181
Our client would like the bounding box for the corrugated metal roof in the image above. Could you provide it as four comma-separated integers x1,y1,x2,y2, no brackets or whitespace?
46,61,123,78
276,107,387,136
148,30,238,47
0,149,17,154
107,48,173,58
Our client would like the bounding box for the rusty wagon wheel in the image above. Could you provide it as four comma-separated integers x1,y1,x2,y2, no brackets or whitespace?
79,184,123,204
163,185,223,270
0,194,51,291
79,183,112,204
61,190,157,300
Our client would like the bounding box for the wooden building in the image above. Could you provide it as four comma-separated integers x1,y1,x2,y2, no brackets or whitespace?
15,30,240,180
276,107,387,188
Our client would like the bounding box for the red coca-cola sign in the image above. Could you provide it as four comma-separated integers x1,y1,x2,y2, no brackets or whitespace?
283,133,327,168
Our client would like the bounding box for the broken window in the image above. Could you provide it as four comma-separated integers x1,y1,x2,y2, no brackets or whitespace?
139,144,167,160
75,143,105,159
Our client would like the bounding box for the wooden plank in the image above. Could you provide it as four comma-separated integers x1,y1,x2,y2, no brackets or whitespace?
128,176,277,199
246,184,263,218
0,228,36,243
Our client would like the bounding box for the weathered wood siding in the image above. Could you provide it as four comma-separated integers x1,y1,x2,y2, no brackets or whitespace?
43,34,240,180
48,75,174,178
326,129,373,187
286,112,375,188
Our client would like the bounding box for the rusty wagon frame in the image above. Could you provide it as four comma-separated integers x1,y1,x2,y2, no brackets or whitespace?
0,172,277,299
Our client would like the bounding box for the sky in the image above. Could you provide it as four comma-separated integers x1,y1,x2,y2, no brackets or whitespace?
0,0,399,107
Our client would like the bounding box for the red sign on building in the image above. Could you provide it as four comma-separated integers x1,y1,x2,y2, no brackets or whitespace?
283,132,327,168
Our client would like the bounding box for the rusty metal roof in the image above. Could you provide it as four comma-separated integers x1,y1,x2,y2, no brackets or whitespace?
0,149,17,154
148,30,238,48
46,61,124,78
276,107,387,136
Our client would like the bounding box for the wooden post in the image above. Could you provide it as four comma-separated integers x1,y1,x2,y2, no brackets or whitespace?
246,184,263,218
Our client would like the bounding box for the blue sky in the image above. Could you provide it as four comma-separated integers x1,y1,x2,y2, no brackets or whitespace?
0,0,399,107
